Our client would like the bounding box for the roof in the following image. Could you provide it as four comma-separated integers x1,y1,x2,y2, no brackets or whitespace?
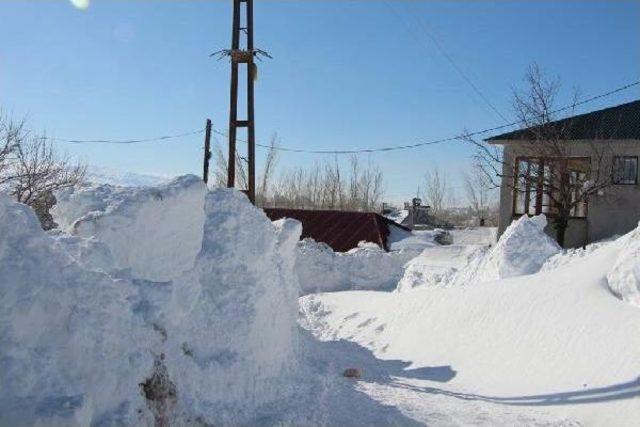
486,100,640,142
263,208,410,252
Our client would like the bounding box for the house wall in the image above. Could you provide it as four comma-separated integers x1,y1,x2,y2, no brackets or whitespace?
497,139,640,247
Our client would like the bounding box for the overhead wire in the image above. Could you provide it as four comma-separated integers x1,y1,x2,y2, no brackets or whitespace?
385,1,509,123
213,80,640,154
48,129,204,144
49,80,639,154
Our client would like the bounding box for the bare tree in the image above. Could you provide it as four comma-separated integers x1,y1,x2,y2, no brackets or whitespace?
463,64,616,246
1,116,85,230
423,168,450,219
0,113,24,185
269,155,385,211
10,136,85,229
357,158,384,211
212,134,280,207
258,134,280,205
463,165,494,225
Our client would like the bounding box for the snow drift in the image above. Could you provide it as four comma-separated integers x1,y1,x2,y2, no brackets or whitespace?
301,221,640,426
295,239,419,294
53,175,207,282
451,214,561,285
1,179,313,426
396,215,559,291
396,244,487,292
0,195,153,426
166,190,302,423
606,222,640,308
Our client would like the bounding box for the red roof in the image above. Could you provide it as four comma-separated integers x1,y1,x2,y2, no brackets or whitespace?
263,208,410,252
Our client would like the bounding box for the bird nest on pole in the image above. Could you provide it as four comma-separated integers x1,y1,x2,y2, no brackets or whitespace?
210,48,273,63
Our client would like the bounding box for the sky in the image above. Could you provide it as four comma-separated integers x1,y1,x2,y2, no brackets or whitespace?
1,0,639,204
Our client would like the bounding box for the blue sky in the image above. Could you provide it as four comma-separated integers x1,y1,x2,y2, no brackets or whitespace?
1,0,639,203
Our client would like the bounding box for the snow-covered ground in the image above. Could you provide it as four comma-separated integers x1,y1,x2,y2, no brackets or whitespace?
2,176,639,426
300,219,640,426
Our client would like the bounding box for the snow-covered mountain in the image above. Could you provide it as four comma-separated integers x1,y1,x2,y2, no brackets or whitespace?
85,165,172,187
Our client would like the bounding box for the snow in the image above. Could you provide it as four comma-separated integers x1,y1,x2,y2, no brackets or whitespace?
295,239,415,294
295,230,439,295
396,219,548,292
166,190,302,423
397,245,487,291
4,174,640,426
52,175,207,282
449,226,497,246
385,208,409,224
3,179,418,426
449,215,560,286
388,229,439,252
300,220,640,426
606,223,640,307
0,194,153,426
1,182,305,425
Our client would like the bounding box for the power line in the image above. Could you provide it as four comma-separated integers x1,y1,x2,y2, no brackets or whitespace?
49,79,639,153
48,129,204,144
386,2,509,123
214,80,640,155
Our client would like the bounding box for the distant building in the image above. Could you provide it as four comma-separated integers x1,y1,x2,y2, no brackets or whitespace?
488,100,640,247
263,208,411,252
401,198,433,230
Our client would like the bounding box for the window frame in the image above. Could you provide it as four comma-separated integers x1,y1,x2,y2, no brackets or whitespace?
512,156,589,219
612,155,638,186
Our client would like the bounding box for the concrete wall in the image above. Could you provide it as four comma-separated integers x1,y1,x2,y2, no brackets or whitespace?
497,139,640,247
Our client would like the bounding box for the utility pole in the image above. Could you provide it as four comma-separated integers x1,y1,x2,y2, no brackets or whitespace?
227,0,257,204
203,119,212,184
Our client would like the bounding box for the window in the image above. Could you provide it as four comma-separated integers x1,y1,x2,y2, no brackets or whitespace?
514,158,547,216
612,156,638,185
513,157,589,218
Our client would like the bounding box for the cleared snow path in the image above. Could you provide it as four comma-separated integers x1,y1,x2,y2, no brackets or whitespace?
300,313,581,426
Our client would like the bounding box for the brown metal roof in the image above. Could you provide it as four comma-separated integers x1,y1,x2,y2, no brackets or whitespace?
263,208,410,252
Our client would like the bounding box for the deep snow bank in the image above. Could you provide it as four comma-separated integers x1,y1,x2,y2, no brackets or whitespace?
451,214,560,285
53,175,207,282
295,239,418,294
1,182,316,426
166,190,302,423
396,245,487,292
607,222,640,308
0,195,153,426
396,216,558,291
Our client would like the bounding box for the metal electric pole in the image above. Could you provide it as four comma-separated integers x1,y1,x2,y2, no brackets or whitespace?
227,0,257,204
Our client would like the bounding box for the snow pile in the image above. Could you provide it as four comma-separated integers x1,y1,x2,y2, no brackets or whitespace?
449,214,560,285
53,175,207,282
541,236,617,272
0,195,153,426
384,208,409,224
166,190,302,423
396,217,556,291
388,229,439,252
1,180,316,425
396,245,487,292
295,239,417,294
606,223,640,308
48,231,118,274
